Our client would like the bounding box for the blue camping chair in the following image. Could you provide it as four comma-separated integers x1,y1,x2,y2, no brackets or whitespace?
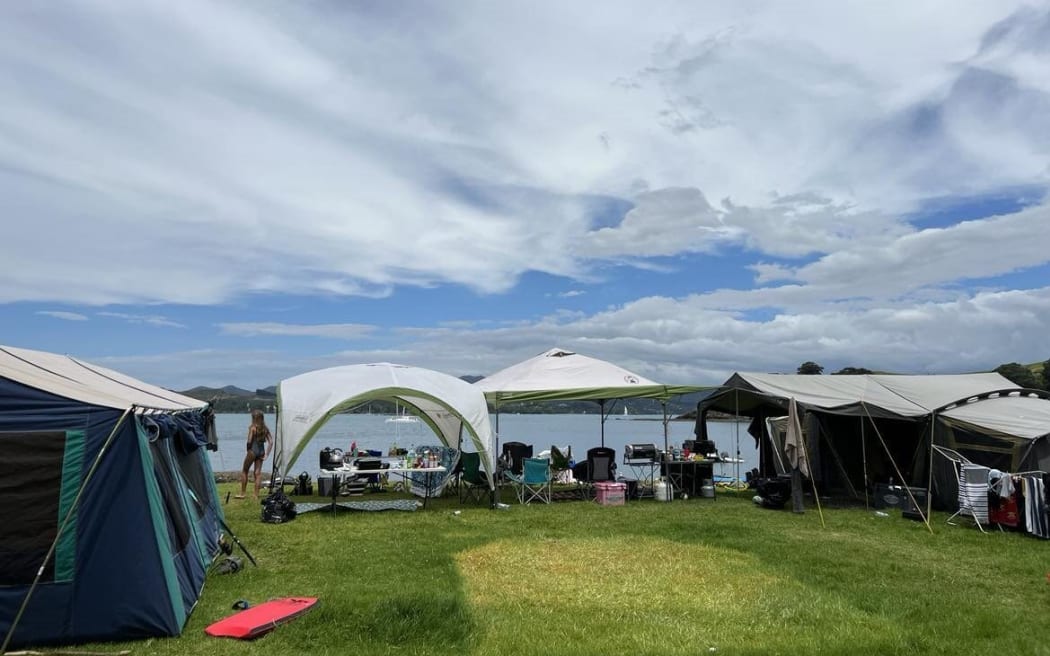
505,457,552,505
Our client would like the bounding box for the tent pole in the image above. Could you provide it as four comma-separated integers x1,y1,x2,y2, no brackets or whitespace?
734,389,740,486
797,410,825,528
270,403,282,490
1,406,135,654
925,412,936,522
600,399,606,447
863,403,934,534
494,401,500,462
860,416,869,509
661,400,669,458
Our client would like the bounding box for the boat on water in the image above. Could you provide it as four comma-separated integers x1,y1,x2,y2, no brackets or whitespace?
386,401,419,423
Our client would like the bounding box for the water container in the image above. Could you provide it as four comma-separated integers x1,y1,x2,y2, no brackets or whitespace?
654,479,672,502
701,479,715,498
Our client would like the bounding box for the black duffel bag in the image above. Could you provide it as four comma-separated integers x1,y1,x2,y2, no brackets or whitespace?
261,488,297,524
754,475,792,509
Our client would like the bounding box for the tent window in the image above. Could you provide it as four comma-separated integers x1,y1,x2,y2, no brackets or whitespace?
0,430,67,585
150,439,192,552
174,448,209,520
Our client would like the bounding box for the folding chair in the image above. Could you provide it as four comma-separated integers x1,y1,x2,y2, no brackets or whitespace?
572,447,616,500
584,447,616,483
505,457,552,505
500,441,533,477
458,451,489,504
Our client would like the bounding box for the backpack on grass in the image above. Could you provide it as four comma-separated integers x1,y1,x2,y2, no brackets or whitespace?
261,488,297,524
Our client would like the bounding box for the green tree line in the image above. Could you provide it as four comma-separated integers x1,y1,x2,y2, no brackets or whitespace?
795,359,1050,390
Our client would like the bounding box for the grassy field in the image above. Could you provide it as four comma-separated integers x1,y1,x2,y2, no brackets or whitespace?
96,485,1047,656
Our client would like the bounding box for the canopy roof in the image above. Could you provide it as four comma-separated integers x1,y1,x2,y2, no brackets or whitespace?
938,392,1050,440
475,347,706,403
702,371,1050,441
0,344,206,413
703,372,1017,418
276,363,496,484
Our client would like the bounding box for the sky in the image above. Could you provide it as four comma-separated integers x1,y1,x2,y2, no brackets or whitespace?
2,1,1050,391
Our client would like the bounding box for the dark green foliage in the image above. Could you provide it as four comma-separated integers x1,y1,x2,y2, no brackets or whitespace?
832,366,874,375
994,362,1041,388
1041,359,1050,391
796,361,824,375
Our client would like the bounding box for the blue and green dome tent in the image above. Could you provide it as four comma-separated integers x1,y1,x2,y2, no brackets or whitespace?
0,345,223,649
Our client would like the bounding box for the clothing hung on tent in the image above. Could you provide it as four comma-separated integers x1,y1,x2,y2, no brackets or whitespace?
987,469,1049,539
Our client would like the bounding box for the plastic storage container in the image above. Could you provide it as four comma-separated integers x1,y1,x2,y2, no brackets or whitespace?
594,481,626,506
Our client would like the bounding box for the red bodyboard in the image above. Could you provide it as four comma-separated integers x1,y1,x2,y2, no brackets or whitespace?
205,596,318,639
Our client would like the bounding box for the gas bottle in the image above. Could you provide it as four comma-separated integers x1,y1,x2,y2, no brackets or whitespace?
701,479,715,498
654,478,672,502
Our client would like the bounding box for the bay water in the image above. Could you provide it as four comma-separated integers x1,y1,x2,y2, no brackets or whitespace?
209,412,758,480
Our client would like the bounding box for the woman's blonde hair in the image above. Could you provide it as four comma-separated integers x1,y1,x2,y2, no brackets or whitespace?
250,409,267,430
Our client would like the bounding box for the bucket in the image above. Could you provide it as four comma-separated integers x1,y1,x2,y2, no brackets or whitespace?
654,479,672,502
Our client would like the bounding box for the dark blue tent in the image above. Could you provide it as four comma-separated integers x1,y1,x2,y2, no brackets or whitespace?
0,345,223,648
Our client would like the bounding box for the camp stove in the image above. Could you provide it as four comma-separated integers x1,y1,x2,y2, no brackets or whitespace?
623,443,657,463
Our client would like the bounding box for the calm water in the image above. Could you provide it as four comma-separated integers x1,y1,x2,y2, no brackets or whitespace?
209,413,757,479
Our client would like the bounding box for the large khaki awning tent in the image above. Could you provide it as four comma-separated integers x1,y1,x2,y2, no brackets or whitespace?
474,347,709,450
696,371,1050,506
0,345,222,648
275,363,496,489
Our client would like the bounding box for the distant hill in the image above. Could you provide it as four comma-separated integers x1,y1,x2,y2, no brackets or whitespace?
180,385,253,399
178,385,276,413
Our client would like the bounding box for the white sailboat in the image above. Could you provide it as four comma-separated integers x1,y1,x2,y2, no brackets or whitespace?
386,400,419,423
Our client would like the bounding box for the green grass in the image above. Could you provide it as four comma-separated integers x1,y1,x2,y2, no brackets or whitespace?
88,486,1050,655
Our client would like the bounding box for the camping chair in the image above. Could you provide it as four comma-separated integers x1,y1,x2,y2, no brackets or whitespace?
505,457,552,505
499,441,533,481
583,447,617,483
934,445,990,533
458,451,489,504
574,447,616,499
550,445,573,483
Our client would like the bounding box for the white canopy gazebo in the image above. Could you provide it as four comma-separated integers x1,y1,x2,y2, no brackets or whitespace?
474,347,708,452
275,363,496,488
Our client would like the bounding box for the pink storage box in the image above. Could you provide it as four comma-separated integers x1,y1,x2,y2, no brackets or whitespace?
594,481,626,506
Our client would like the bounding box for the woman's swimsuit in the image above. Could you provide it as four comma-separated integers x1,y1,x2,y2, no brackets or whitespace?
249,428,269,460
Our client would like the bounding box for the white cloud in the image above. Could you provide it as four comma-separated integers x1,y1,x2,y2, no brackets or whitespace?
36,310,88,321
4,2,1050,391
218,322,376,339
90,280,1050,391
0,2,1047,306
97,312,185,328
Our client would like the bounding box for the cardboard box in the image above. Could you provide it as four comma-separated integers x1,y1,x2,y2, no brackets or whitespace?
594,481,626,506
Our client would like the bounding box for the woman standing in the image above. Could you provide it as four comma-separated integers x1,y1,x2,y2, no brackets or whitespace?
236,409,272,499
